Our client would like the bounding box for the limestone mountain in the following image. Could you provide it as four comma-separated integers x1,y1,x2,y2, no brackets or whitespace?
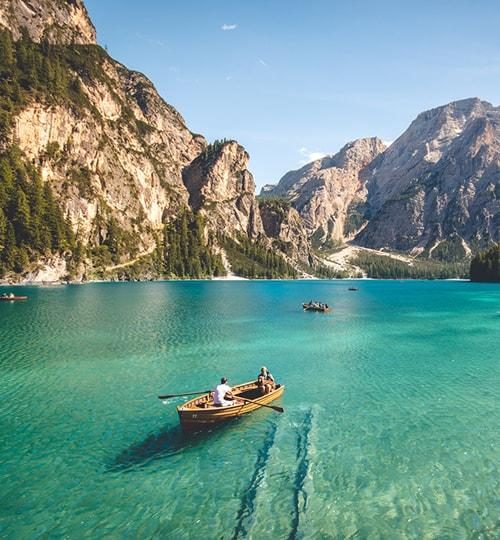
0,0,96,44
357,98,500,257
262,138,386,247
183,140,264,241
266,98,499,261
0,0,302,280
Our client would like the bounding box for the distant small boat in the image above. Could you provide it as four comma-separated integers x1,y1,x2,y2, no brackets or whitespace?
348,287,358,291
176,381,285,430
302,301,330,312
0,293,28,302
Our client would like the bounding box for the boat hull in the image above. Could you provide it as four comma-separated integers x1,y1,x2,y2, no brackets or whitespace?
302,304,330,312
0,296,27,301
177,381,285,430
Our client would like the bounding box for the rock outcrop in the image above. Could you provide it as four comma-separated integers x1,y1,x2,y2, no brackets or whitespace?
183,141,264,239
0,0,96,44
259,200,314,267
263,138,386,246
356,98,500,254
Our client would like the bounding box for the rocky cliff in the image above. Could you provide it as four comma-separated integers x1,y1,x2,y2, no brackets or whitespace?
183,140,264,240
356,98,500,256
0,0,96,44
0,0,303,281
259,199,314,267
263,138,386,247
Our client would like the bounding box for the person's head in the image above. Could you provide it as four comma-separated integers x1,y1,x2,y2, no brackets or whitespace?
260,366,267,374
221,377,227,384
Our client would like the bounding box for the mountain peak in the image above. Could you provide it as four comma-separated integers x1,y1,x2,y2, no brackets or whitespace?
0,0,96,44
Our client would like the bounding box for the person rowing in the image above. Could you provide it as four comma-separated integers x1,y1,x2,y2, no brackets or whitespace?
213,377,236,407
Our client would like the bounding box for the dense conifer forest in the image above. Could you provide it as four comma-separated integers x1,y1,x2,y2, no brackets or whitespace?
0,147,76,277
162,212,225,279
352,252,469,279
222,235,297,279
470,244,500,282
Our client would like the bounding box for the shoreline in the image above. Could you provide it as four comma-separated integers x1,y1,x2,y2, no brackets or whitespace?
0,277,475,287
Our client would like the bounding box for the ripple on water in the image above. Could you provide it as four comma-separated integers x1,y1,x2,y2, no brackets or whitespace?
0,281,499,537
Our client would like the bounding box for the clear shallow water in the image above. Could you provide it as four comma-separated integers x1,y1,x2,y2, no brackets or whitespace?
0,281,498,539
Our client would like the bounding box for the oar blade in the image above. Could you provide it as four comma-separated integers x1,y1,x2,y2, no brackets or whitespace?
272,405,285,413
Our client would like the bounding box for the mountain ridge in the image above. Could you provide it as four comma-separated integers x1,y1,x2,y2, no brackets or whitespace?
264,98,499,258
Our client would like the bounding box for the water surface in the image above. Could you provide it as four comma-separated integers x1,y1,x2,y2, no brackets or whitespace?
0,281,498,538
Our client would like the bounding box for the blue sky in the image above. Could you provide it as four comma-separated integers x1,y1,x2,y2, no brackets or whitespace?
85,0,500,190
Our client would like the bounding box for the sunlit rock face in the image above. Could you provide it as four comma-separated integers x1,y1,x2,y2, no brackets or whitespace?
263,138,386,246
357,99,500,253
0,0,97,44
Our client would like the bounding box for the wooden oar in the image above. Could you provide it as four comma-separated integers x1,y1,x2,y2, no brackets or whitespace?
158,390,211,400
235,395,284,413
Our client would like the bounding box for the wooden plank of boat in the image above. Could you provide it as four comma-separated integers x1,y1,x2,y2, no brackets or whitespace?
177,381,285,429
0,295,28,301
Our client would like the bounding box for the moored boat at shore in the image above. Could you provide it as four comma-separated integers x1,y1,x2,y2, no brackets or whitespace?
176,380,285,430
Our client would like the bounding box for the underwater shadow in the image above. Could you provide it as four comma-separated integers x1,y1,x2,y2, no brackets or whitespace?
109,419,241,472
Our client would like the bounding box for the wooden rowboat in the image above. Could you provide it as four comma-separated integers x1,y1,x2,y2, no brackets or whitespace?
177,381,285,430
0,294,28,301
302,302,330,312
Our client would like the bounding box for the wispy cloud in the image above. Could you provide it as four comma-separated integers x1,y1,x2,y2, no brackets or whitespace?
135,32,166,48
299,147,327,165
225,75,233,81
221,23,237,31
258,58,268,67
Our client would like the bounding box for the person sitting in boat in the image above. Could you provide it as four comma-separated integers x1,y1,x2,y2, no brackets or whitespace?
213,377,235,407
257,366,275,395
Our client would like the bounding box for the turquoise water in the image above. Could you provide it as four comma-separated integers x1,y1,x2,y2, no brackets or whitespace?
0,281,498,538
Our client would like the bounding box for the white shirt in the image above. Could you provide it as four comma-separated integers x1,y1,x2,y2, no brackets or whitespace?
214,383,232,405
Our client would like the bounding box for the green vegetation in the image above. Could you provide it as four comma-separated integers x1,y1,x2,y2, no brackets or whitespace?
258,197,291,215
201,138,232,161
343,200,367,237
470,244,500,282
0,147,75,276
352,251,469,279
222,234,297,279
0,28,114,140
163,212,225,278
427,236,468,262
314,264,351,279
67,166,94,198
